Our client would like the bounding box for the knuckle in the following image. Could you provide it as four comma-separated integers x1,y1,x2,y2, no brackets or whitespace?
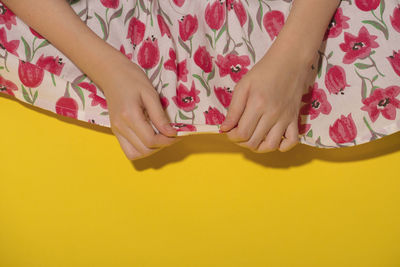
246,140,260,151
142,136,158,148
236,129,251,141
264,140,279,152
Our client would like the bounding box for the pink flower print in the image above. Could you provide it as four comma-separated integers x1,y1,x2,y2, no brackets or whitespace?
178,14,198,41
204,106,225,125
355,0,380,12
157,14,171,38
55,96,79,119
36,54,65,76
323,7,350,40
194,45,213,73
172,0,185,7
127,17,146,47
226,0,247,27
0,2,16,30
390,4,400,33
300,82,332,120
119,45,132,60
339,26,379,64
329,113,358,144
214,86,232,108
170,123,197,132
360,85,400,122
18,60,44,88
324,65,350,95
0,75,18,97
164,48,189,82
137,36,160,69
215,53,250,83
172,81,201,112
100,0,119,9
205,1,226,30
263,10,285,40
78,82,108,109
387,50,400,77
0,27,19,56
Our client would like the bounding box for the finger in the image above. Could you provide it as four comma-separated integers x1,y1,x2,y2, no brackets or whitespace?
257,121,287,153
141,88,177,137
118,124,160,156
220,81,249,132
279,118,300,152
124,104,180,149
113,131,145,161
225,98,264,142
236,113,276,151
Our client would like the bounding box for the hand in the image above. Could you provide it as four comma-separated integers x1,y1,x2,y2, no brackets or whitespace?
220,42,312,153
99,58,183,161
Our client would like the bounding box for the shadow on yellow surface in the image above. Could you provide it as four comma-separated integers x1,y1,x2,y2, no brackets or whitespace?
2,92,399,169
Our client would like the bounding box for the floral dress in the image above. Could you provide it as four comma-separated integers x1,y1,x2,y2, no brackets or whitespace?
0,0,399,148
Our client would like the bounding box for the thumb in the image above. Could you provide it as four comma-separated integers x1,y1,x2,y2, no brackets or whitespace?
141,89,177,137
220,82,249,132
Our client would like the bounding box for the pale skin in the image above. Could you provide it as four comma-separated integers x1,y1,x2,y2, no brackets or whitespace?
3,0,341,160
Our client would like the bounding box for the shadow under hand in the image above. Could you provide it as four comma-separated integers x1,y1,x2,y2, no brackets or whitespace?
3,93,400,171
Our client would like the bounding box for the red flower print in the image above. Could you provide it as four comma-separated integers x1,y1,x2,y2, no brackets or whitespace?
127,17,146,47
360,85,400,122
323,7,350,40
173,0,185,7
204,106,225,125
263,10,285,40
160,95,169,109
18,60,44,88
205,1,226,30
194,45,213,73
170,123,197,132
137,36,160,69
390,4,400,33
0,2,16,30
78,82,108,109
215,53,250,83
300,82,332,120
119,45,132,60
226,0,247,27
355,0,380,11
179,14,198,41
329,113,358,144
172,81,201,112
100,0,119,9
0,27,19,56
0,75,18,97
157,14,171,38
214,86,232,108
29,26,44,39
36,54,65,76
55,96,79,119
324,65,350,95
387,50,400,77
164,48,188,82
339,26,379,64
298,116,311,135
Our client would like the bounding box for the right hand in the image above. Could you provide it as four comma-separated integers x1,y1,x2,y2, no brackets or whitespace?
99,58,183,161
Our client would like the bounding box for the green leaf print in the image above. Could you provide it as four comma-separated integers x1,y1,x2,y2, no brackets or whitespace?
216,25,226,43
306,129,313,138
178,36,191,55
110,6,123,22
178,110,191,120
20,36,31,62
94,12,108,40
207,67,215,82
21,85,32,104
71,83,86,109
247,13,254,40
192,74,210,96
361,20,388,40
355,63,373,69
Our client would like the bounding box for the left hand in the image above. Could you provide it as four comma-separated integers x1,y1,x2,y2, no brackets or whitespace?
220,41,314,153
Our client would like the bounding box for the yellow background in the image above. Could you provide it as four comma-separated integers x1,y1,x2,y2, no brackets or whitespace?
1,94,400,267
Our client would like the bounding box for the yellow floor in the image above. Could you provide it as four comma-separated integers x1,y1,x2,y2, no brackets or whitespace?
1,94,400,267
